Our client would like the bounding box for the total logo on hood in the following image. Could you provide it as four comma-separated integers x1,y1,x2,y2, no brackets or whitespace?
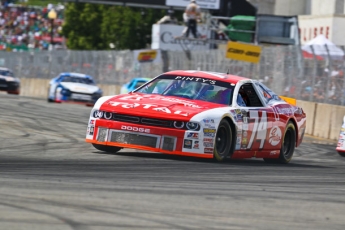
60,82,100,93
100,93,228,119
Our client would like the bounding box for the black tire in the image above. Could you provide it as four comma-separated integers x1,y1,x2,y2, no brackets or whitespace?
92,143,122,153
213,119,233,162
264,122,296,164
337,151,345,157
47,87,54,102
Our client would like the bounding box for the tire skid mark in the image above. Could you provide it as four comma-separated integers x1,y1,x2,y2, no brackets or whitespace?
0,201,90,230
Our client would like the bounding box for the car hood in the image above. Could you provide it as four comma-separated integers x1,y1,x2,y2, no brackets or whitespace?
60,82,99,93
0,75,19,82
99,93,228,120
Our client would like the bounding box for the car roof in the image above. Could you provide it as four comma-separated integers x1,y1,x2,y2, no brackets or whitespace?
163,70,248,84
0,67,12,71
59,72,93,79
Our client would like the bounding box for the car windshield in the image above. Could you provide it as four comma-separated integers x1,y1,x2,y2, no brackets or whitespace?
135,74,234,105
0,70,13,76
134,80,148,89
61,76,95,85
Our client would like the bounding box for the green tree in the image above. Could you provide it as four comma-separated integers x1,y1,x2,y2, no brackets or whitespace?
62,3,166,50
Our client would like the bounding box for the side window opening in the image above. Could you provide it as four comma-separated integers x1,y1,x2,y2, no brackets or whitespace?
240,83,263,107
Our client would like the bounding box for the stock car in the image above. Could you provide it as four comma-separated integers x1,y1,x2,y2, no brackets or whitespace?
120,77,151,94
48,72,102,105
336,115,345,157
86,70,307,163
0,67,20,94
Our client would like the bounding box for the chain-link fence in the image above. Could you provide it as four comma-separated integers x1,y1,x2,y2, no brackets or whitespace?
1,45,344,105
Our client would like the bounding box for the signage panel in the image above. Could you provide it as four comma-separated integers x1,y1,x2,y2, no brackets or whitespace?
166,0,220,10
225,41,261,63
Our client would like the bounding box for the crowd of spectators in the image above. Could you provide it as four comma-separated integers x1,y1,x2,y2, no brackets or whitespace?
0,2,65,51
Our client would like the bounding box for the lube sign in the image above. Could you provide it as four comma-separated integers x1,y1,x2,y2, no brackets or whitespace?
166,0,220,9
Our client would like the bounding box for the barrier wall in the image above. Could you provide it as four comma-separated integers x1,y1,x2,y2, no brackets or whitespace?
18,79,344,141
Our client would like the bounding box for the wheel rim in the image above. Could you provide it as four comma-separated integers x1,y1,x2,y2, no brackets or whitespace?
216,126,228,156
283,129,293,157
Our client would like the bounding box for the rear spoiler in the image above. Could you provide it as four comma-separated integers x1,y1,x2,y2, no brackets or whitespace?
279,96,296,106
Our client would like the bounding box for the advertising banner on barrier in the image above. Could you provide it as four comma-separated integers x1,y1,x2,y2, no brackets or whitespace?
166,0,220,9
225,41,262,63
133,49,161,65
151,24,210,51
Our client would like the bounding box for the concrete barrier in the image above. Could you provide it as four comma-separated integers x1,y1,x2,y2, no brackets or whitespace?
20,78,50,98
98,84,121,96
296,100,316,135
329,105,345,140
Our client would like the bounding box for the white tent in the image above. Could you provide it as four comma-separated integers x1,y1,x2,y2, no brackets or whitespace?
302,34,344,58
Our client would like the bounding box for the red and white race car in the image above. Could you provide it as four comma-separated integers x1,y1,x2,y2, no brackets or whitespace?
86,70,306,163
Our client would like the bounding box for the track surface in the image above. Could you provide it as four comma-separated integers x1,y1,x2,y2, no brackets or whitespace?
0,94,345,230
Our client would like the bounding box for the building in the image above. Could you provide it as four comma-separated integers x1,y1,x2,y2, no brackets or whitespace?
247,0,345,45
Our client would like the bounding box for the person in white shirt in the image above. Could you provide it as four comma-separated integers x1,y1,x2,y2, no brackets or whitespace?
184,0,200,38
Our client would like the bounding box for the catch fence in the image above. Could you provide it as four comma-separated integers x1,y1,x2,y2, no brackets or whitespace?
1,45,344,105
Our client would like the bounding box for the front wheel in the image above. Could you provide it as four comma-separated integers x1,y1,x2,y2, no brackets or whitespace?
213,119,233,162
337,151,345,157
92,143,122,153
264,122,296,164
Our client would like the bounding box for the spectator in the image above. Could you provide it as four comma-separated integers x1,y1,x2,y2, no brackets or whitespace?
156,7,178,25
184,0,201,39
0,4,65,51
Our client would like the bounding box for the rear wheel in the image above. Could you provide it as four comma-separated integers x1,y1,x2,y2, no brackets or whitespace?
337,151,345,157
264,122,296,164
213,119,233,162
92,143,122,153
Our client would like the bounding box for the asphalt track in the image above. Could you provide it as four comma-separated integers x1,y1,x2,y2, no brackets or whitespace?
0,94,345,230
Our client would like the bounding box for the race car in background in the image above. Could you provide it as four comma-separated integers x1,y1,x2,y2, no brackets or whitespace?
48,72,102,105
120,77,151,94
336,115,345,157
86,70,306,164
0,67,20,95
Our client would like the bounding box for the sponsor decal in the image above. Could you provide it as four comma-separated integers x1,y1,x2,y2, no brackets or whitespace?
89,119,95,124
203,119,215,123
204,147,214,153
275,106,294,116
204,132,215,137
269,126,282,146
87,125,94,135
243,116,249,124
270,151,278,155
203,128,216,133
193,141,199,149
121,125,150,133
203,142,213,148
187,132,199,139
175,76,216,85
184,139,192,149
204,124,216,128
203,138,213,142
241,144,247,149
243,131,248,137
242,137,248,145
243,123,248,131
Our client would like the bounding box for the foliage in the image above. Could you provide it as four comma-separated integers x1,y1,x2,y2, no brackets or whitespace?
62,3,167,50
19,0,63,7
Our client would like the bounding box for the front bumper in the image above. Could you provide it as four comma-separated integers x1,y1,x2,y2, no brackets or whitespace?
86,119,214,159
0,80,20,92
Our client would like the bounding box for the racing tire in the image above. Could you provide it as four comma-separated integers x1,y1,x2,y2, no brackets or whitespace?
337,151,345,157
264,122,296,164
213,119,233,162
7,90,20,95
92,143,122,153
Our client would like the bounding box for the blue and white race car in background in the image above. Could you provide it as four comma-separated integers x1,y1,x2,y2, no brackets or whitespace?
120,77,151,94
48,72,102,105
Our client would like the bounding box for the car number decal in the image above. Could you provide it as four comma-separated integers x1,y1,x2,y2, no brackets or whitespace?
247,111,267,149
